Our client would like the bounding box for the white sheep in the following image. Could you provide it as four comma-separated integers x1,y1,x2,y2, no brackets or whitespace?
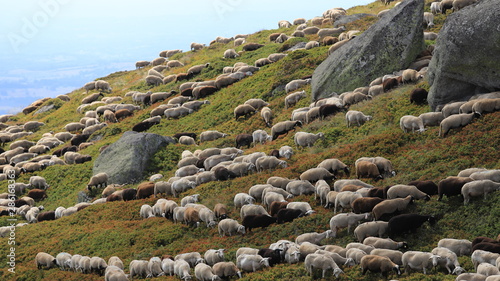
431,247,465,274
30,176,49,189
386,185,430,200
402,251,443,274
255,156,287,172
286,201,314,214
354,221,389,242
470,169,500,182
477,263,500,276
200,131,228,142
175,252,204,268
329,212,372,237
248,184,273,200
418,112,444,127
439,112,479,137
140,204,155,219
171,178,196,197
472,250,500,270
296,230,333,245
461,179,500,204
286,180,315,196
87,172,108,190
285,90,306,109
234,193,256,209
194,263,221,281
204,249,225,266
345,110,372,127
294,132,324,148
218,218,245,236
430,2,442,14
285,79,312,93
278,145,293,160
240,204,269,219
400,115,426,133
173,259,192,280
212,262,242,279
78,256,92,274
235,247,259,259
370,248,404,265
472,98,500,115
236,254,270,272
251,129,271,145
304,253,343,278
335,191,362,212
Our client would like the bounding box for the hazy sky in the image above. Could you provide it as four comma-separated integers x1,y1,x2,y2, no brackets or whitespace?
0,0,373,115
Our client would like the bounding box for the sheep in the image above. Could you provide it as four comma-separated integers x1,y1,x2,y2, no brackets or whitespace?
236,254,270,273
369,249,404,266
304,253,343,278
360,254,401,278
55,252,72,271
461,180,500,205
164,107,194,119
194,263,221,281
175,165,204,178
267,177,291,190
418,111,444,127
315,180,331,206
372,195,414,220
236,247,260,259
438,176,474,200
251,129,271,145
329,212,372,237
255,156,287,172
442,101,467,117
284,90,307,109
345,110,372,127
470,169,500,182
402,251,444,274
87,172,108,190
171,178,196,197
439,112,479,137
388,214,436,238
286,201,314,215
334,191,362,212
285,79,312,93
351,197,384,214
212,262,242,279
478,263,500,276
293,132,324,148
29,176,49,189
363,237,408,251
386,185,430,200
178,136,196,146
356,161,383,180
203,249,225,267
472,98,500,115
191,42,205,51
472,250,500,270
296,230,333,245
354,221,389,242
218,218,245,236
94,80,112,92
452,0,478,11
187,63,210,76
285,180,315,196
431,247,466,274
240,204,269,219
400,115,426,133
172,259,192,281
213,203,228,220
234,193,255,209
35,252,57,269
234,104,256,120
273,146,293,161
89,256,108,275
355,157,395,178
199,131,228,142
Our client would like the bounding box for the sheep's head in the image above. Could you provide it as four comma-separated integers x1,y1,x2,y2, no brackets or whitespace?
333,268,343,277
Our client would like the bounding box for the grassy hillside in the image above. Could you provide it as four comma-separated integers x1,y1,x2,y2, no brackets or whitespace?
1,1,499,280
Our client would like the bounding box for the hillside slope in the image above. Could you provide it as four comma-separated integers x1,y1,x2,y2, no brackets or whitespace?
1,1,499,281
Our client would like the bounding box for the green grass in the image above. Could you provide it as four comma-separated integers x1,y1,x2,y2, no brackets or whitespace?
0,1,498,280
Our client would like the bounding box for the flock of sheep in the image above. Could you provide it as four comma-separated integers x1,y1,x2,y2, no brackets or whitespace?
0,0,499,281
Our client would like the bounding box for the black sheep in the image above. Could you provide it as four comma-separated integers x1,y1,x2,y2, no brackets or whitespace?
235,134,253,149
132,120,160,132
408,180,438,196
180,87,193,97
268,149,280,158
258,248,283,266
242,214,277,232
382,77,399,92
70,134,90,146
243,43,264,51
319,104,343,119
53,145,78,157
409,88,428,105
173,132,197,141
276,208,303,224
74,154,92,164
214,166,237,181
193,86,218,99
387,214,436,238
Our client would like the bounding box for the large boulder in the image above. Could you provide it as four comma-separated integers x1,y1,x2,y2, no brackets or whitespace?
427,0,500,110
311,0,425,101
333,13,376,28
93,131,175,184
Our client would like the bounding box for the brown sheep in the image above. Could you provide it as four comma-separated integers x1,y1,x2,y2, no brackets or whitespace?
235,134,253,149
438,176,474,201
115,109,133,121
409,88,428,105
136,182,155,199
27,189,48,201
356,161,383,180
269,201,289,217
243,43,264,51
360,255,401,277
184,207,201,227
269,33,281,41
214,203,228,220
383,78,399,92
322,36,339,46
351,197,384,214
193,86,218,99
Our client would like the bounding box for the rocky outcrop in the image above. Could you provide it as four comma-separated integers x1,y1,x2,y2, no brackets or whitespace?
93,131,175,184
311,0,425,101
427,0,500,110
333,13,376,28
